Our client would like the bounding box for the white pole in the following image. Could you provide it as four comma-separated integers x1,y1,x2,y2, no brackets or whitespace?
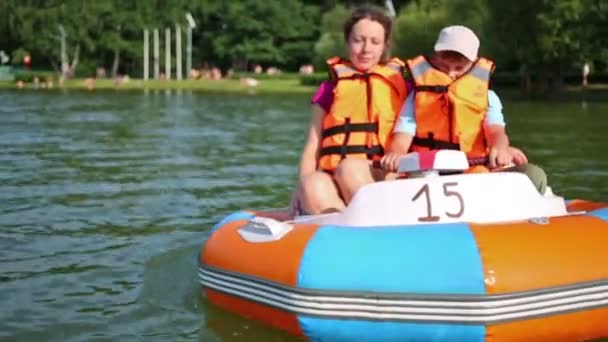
143,29,149,80
58,25,68,77
153,29,159,79
385,0,396,17
176,24,182,80
186,26,192,78
165,28,171,80
185,13,196,80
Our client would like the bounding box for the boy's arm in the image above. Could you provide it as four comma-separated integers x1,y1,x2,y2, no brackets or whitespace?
483,90,513,167
381,92,416,171
388,132,414,155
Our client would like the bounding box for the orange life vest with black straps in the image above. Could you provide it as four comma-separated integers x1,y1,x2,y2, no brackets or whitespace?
406,55,495,165
317,57,408,173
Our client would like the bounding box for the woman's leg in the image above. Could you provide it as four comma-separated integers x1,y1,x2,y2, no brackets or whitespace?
334,158,396,204
299,171,345,214
334,159,375,204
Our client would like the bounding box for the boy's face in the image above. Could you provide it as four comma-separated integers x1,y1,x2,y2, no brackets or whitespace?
433,51,473,80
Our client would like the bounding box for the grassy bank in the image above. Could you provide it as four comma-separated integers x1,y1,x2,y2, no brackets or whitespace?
494,84,608,102
0,78,318,94
496,84,608,102
2,77,608,101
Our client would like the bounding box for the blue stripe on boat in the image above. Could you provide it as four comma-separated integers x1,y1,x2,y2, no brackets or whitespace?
296,223,486,341
298,318,485,342
297,223,485,294
209,211,253,233
588,208,608,222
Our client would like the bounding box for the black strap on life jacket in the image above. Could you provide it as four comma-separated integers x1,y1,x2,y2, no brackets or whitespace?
320,117,383,161
321,122,379,139
415,85,449,93
412,132,460,150
318,144,384,159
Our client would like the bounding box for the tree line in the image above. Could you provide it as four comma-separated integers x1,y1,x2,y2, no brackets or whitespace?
1,0,606,89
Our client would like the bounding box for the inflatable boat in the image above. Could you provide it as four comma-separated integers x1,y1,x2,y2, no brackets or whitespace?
198,151,608,341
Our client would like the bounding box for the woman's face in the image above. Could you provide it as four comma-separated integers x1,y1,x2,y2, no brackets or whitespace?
347,18,386,72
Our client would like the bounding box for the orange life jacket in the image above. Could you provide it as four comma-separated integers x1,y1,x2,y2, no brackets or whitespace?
317,57,408,173
406,55,495,165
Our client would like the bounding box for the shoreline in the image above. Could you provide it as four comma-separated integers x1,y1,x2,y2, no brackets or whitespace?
0,78,318,95
2,78,607,101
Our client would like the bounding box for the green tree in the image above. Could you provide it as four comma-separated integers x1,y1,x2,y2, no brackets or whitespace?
393,0,488,61
580,0,608,72
203,0,319,71
313,4,350,70
95,0,143,77
7,0,109,76
393,1,448,60
485,0,592,89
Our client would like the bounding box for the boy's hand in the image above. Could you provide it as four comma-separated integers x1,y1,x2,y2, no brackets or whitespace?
488,146,514,168
379,152,404,172
508,146,528,165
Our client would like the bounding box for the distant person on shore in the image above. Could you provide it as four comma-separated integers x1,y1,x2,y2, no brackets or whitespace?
266,67,281,75
299,64,314,75
189,68,201,79
96,67,107,79
210,67,222,80
582,62,590,87
84,77,95,91
23,54,31,70
240,77,259,87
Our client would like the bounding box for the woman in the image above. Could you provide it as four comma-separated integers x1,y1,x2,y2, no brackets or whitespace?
289,6,408,216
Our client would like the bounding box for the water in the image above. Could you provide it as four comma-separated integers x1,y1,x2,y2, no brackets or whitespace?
0,89,606,341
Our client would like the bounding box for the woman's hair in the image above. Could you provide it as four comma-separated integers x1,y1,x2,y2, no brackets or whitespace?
343,6,393,60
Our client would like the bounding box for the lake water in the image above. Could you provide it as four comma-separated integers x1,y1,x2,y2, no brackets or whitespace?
1,89,606,341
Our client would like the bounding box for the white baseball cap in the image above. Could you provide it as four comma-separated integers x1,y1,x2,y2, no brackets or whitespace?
434,25,480,62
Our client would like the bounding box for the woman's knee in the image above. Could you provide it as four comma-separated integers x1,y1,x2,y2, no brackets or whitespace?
334,158,372,184
334,158,376,203
299,172,334,197
299,171,344,214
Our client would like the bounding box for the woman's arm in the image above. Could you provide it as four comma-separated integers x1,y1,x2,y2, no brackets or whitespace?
287,104,325,218
298,104,326,178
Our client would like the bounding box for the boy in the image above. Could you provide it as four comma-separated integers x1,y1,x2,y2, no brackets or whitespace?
380,25,547,194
